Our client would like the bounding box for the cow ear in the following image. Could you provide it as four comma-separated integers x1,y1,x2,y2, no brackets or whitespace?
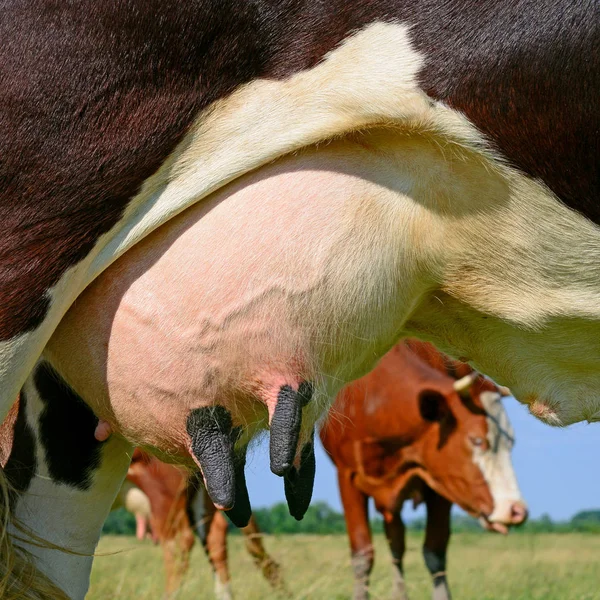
418,390,448,422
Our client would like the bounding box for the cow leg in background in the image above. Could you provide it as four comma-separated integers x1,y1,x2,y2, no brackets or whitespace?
188,476,287,598
241,515,287,594
188,483,233,600
160,517,195,598
382,510,409,600
338,470,374,600
5,364,133,600
423,488,453,600
207,511,232,600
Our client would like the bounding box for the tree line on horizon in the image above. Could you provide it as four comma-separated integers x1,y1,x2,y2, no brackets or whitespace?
103,501,600,536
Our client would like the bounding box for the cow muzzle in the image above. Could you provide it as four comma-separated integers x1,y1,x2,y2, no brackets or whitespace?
480,500,528,534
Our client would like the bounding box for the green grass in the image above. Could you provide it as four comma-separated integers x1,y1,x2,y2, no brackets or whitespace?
88,532,600,599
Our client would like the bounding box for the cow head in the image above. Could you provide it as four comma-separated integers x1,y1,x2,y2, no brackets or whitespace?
414,375,527,532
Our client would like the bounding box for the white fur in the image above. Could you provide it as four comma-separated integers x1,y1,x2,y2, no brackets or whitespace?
45,130,600,441
214,575,234,600
472,392,525,523
36,116,600,596
12,370,133,599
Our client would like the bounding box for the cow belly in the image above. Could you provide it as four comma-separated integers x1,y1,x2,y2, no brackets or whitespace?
44,138,417,459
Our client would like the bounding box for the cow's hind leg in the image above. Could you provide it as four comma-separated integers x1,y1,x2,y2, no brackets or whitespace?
0,400,70,600
207,511,233,600
423,488,453,600
161,492,195,598
382,509,409,600
338,470,374,600
161,530,194,599
241,515,288,595
3,361,133,599
188,482,233,600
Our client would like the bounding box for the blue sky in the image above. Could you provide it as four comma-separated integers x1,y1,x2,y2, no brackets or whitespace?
245,397,599,521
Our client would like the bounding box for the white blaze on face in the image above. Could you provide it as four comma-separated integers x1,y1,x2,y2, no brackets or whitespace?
472,391,525,527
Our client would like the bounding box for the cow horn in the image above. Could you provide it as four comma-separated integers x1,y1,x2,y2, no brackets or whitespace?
453,373,477,392
270,382,313,476
186,406,240,511
284,433,316,521
497,385,512,396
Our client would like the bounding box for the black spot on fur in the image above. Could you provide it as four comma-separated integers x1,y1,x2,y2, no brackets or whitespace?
270,382,313,476
34,362,102,490
4,393,37,506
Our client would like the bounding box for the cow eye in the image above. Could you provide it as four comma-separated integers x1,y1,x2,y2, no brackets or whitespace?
470,436,485,447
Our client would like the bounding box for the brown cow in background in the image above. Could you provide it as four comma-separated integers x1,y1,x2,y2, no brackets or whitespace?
321,341,527,600
113,450,285,599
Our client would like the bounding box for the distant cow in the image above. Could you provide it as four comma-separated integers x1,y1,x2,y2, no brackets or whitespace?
2,3,598,599
112,479,154,542
321,341,527,600
117,450,285,599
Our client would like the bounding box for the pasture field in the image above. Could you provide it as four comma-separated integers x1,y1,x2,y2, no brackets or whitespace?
89,532,600,600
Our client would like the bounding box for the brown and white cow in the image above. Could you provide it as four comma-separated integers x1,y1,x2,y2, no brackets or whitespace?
321,341,526,600
115,450,285,600
1,3,598,598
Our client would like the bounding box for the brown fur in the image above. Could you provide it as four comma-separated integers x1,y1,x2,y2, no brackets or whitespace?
1,0,597,338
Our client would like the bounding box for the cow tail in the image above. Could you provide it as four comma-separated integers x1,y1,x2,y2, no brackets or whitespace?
0,468,70,600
